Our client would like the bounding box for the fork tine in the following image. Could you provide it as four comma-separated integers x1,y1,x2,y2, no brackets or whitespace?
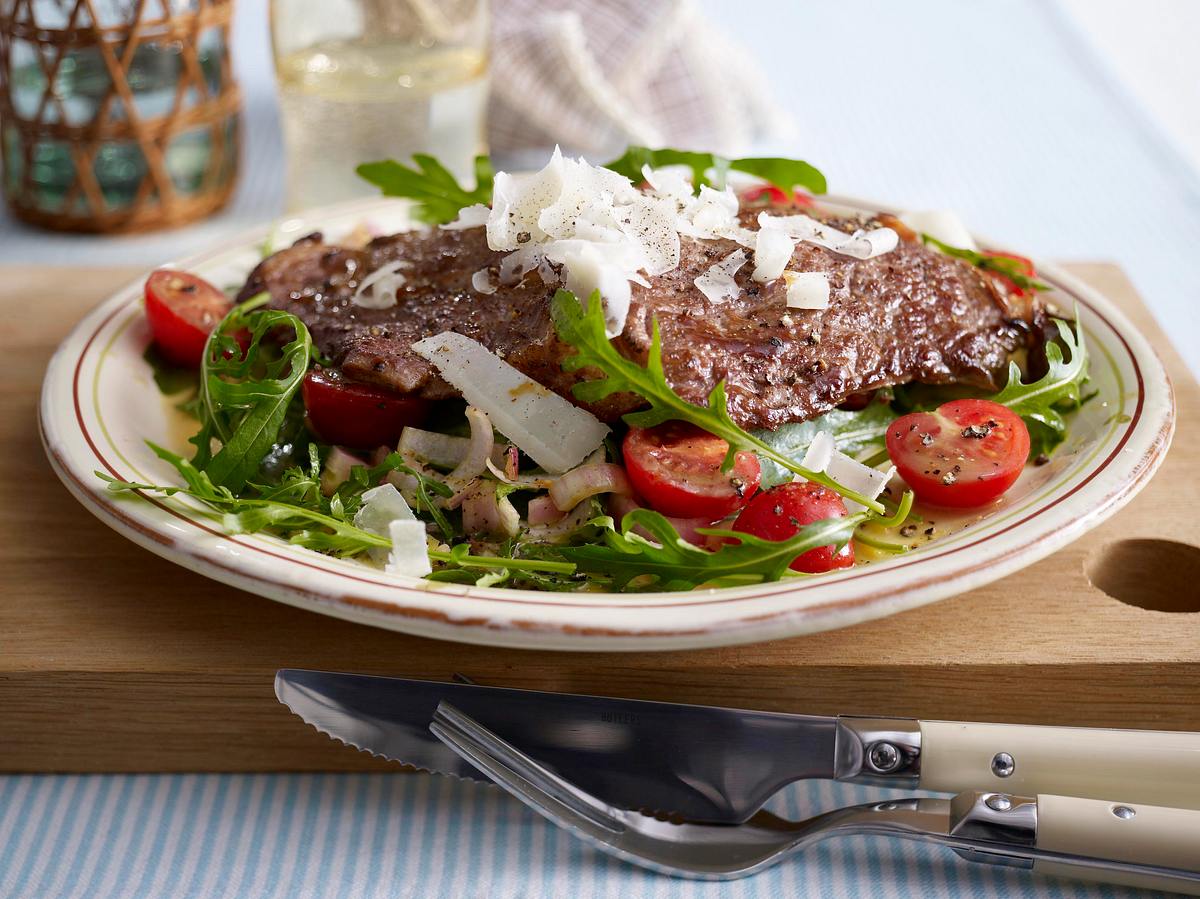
430,701,627,837
429,702,829,881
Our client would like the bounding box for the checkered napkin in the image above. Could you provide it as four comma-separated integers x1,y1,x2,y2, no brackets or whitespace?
488,0,795,158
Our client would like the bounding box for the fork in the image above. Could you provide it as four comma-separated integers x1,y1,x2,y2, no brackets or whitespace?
429,702,1200,893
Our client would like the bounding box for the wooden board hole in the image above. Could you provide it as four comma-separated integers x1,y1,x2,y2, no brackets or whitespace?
1086,539,1200,612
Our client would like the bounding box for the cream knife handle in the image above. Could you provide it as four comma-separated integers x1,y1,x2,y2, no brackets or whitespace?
1034,795,1200,895
918,720,1200,809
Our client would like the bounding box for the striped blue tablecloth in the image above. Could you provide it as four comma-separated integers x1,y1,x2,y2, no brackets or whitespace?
0,774,1166,898
5,0,1200,896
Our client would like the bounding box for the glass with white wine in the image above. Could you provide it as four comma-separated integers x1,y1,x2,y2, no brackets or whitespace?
271,0,489,211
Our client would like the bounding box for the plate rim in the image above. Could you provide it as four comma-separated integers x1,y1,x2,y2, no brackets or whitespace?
39,195,1176,651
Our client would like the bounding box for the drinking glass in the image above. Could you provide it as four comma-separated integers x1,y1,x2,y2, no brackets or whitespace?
270,0,489,211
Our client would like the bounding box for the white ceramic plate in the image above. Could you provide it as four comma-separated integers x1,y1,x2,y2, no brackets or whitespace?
40,196,1175,651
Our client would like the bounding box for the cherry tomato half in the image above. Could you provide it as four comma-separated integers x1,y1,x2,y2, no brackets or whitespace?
303,368,431,450
144,269,232,367
885,399,1030,508
622,422,761,520
738,185,815,208
731,482,854,573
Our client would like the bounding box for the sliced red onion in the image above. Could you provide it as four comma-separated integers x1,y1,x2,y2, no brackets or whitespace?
385,451,442,508
320,446,364,496
411,331,610,473
504,445,520,481
449,406,495,485
549,462,632,512
399,426,509,472
399,427,470,468
461,484,521,539
524,499,601,544
527,494,566,526
351,261,408,309
386,519,431,577
484,458,554,489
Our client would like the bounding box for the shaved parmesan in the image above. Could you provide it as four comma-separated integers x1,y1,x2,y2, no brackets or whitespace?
753,226,796,282
471,268,497,295
444,203,491,230
411,331,610,473
555,242,635,337
640,163,692,200
386,519,432,577
352,261,408,309
354,484,416,564
685,185,741,239
783,271,830,309
759,212,898,260
899,209,976,251
456,147,761,337
793,433,894,512
825,451,895,513
801,431,835,472
695,249,747,303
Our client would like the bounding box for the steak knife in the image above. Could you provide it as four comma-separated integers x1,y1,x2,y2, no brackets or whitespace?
275,669,1200,823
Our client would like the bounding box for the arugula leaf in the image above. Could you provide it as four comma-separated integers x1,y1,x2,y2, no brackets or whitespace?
190,296,314,492
602,147,827,196
920,234,1050,293
991,317,1089,456
551,289,890,513
753,404,898,488
558,494,911,591
102,443,390,557
99,444,576,578
428,543,575,576
356,154,494,225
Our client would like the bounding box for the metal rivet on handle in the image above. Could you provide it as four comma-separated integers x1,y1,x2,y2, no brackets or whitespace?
985,794,1013,812
1112,805,1136,820
991,752,1015,778
867,742,901,773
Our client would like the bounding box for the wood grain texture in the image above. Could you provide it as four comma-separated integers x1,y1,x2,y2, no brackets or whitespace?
2,263,1198,773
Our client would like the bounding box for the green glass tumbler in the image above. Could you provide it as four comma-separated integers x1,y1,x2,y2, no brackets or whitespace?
0,0,241,232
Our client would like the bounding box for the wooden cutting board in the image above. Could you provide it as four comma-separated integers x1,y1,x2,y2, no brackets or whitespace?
3,263,1198,773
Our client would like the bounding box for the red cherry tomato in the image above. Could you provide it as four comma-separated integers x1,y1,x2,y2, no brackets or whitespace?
983,251,1038,298
738,185,815,208
731,482,854,573
302,368,431,450
885,399,1030,508
144,269,232,367
622,422,762,519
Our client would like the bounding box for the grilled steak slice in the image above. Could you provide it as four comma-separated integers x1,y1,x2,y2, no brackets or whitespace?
239,217,1027,431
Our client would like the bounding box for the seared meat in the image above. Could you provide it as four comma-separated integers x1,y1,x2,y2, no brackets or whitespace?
239,215,1028,431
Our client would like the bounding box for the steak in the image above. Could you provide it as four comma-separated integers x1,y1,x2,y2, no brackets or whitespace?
238,212,1031,431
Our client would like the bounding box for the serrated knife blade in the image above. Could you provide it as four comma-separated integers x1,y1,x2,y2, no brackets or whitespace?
275,669,838,822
